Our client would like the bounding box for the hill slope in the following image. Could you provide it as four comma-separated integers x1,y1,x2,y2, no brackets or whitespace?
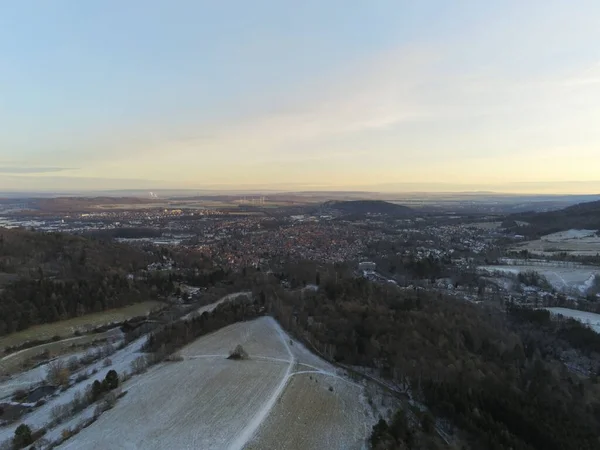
510,200,600,235
0,228,157,336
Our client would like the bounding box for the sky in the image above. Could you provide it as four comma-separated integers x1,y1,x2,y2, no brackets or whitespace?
1,0,600,193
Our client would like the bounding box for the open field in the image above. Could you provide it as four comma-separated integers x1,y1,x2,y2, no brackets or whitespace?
546,307,600,333
0,301,164,352
59,317,377,450
247,372,370,450
479,264,599,293
511,229,600,256
180,316,288,361
60,359,287,449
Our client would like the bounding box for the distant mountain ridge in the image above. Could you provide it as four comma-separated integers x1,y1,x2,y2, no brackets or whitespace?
323,200,414,217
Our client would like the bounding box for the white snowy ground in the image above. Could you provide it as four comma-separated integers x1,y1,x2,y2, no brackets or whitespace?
0,350,88,401
58,317,377,450
478,265,599,293
543,230,598,240
512,229,600,256
0,335,147,444
546,307,600,334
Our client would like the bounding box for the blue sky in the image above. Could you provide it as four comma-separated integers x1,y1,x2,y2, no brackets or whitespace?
1,1,599,192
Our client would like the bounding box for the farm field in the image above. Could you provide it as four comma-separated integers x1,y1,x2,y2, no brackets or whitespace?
0,300,164,352
59,317,377,450
247,372,371,450
511,229,600,256
180,316,289,361
478,264,599,293
546,307,600,333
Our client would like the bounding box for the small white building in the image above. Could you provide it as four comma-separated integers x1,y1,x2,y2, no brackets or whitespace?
358,261,376,272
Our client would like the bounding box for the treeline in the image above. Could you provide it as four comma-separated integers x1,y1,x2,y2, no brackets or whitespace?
0,275,151,336
0,228,150,276
508,305,600,356
258,263,600,450
85,227,163,240
143,296,264,356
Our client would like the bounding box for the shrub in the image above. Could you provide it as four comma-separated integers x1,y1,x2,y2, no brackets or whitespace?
91,380,104,402
67,356,80,372
50,403,70,425
228,344,249,360
130,356,149,375
166,353,184,362
103,358,113,367
12,424,32,449
11,389,27,402
104,370,119,390
46,360,70,387
75,372,89,384
61,428,73,441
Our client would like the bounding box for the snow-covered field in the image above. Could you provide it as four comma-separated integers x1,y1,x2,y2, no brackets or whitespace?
60,358,288,449
180,316,289,361
512,229,600,256
546,307,600,333
478,264,599,293
58,317,377,450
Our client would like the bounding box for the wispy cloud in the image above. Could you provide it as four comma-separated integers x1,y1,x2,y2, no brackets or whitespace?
0,166,76,174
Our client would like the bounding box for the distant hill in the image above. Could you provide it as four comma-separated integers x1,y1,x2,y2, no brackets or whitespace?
510,200,600,235
323,200,415,217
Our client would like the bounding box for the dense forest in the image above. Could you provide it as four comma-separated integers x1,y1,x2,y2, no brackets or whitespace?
0,228,156,336
508,200,600,237
261,265,600,450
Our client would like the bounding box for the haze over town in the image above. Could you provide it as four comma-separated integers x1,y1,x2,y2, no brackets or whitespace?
2,0,600,194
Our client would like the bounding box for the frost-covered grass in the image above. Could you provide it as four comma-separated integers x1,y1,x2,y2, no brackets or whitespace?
59,359,287,449
247,372,374,450
0,301,163,352
0,350,92,400
546,308,600,333
180,316,289,360
0,335,147,443
0,329,122,377
57,317,378,450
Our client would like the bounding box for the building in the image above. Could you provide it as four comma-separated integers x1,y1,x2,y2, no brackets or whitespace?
358,261,376,272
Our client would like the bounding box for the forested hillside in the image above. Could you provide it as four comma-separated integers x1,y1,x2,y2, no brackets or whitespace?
262,266,600,450
0,228,156,336
510,200,600,236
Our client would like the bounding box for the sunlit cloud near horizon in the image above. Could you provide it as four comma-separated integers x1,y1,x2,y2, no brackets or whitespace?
1,1,600,194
